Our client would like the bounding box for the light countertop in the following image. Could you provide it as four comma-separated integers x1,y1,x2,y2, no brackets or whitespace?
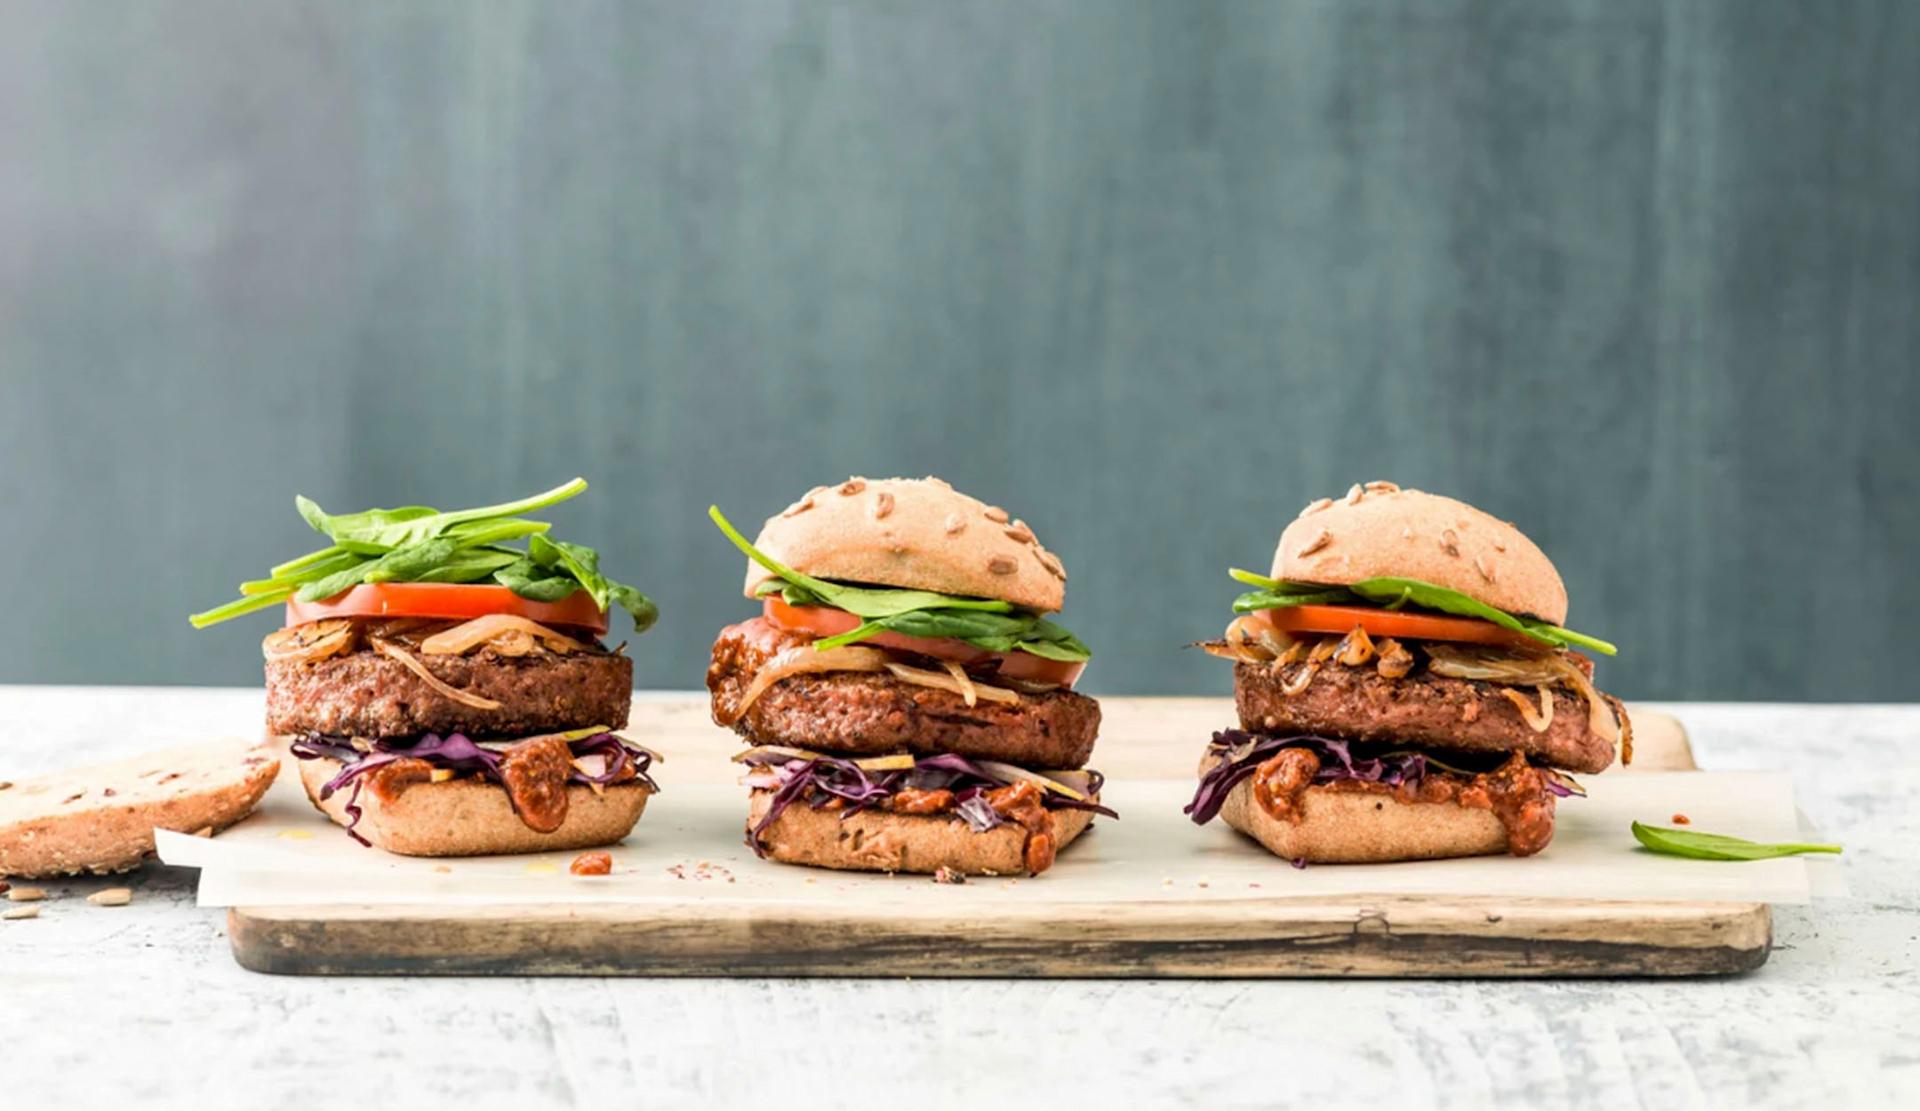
1,687,1914,1109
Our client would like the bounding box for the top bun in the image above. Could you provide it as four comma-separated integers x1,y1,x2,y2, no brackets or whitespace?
745,477,1067,612
1273,482,1568,625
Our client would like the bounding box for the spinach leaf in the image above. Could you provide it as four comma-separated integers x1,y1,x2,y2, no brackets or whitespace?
192,479,657,634
1631,821,1841,861
1347,577,1617,656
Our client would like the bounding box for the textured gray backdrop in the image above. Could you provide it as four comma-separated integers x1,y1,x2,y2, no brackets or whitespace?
2,1,1915,698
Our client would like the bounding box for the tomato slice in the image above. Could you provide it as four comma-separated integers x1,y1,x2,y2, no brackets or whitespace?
1253,604,1532,648
762,597,1086,688
286,584,608,636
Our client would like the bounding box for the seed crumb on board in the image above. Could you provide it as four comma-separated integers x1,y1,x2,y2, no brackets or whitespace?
931,866,966,885
87,888,132,907
666,861,735,882
569,851,613,876
7,886,47,902
1672,813,1691,825
276,829,314,841
3,905,39,921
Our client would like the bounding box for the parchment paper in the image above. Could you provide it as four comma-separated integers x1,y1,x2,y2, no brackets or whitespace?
160,765,1832,909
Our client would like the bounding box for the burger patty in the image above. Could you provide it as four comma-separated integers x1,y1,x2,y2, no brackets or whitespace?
1234,661,1619,774
267,648,632,739
707,618,1101,769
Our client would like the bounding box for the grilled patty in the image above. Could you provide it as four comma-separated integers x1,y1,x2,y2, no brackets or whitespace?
1233,661,1620,774
266,649,632,739
707,618,1101,769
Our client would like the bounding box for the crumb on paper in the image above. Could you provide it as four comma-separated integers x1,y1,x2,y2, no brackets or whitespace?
432,865,452,874
3,905,40,921
1672,813,1691,825
666,860,733,882
523,861,559,875
569,851,613,877
932,866,966,885
87,888,132,907
7,886,47,902
276,829,315,841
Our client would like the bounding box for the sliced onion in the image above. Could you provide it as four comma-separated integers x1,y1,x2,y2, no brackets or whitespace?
262,619,355,664
999,677,1062,695
1335,624,1376,666
885,661,1020,705
1279,662,1319,696
735,645,891,717
943,659,979,708
730,745,915,771
419,614,586,657
1499,686,1555,733
1308,637,1340,664
1375,637,1414,679
970,759,1091,802
1428,642,1622,752
370,638,503,710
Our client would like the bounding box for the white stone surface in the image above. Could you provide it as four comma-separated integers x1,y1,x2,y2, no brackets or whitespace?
1,688,1914,1110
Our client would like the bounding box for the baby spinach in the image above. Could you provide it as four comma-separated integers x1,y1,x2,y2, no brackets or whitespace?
1225,568,1617,656
1631,821,1841,861
711,505,1090,661
190,479,656,633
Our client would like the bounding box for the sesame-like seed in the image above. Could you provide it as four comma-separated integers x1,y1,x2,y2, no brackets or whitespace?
1475,556,1496,582
1298,529,1333,556
780,495,814,518
1345,484,1364,505
1004,523,1033,544
1038,550,1066,579
1365,481,1400,493
944,513,967,536
1401,527,1413,540
838,478,866,495
87,888,132,908
3,906,39,921
1298,498,1333,518
984,506,1010,524
987,556,1018,575
1440,529,1460,557
871,492,895,520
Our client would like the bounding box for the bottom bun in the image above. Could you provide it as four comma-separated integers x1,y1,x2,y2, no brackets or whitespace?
746,791,1095,876
297,756,651,857
1217,778,1529,863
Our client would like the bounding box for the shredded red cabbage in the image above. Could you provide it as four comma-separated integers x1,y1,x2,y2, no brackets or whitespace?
736,751,1115,857
1184,730,1579,826
289,731,658,846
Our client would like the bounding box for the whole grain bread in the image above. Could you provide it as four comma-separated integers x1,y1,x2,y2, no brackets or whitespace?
0,741,280,878
746,790,1095,876
296,756,650,856
1214,777,1519,863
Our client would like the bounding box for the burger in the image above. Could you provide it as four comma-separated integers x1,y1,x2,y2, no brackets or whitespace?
191,478,662,855
706,476,1110,877
1186,482,1630,862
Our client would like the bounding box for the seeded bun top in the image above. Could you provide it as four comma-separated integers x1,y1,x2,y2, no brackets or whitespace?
1273,482,1569,625
745,476,1068,612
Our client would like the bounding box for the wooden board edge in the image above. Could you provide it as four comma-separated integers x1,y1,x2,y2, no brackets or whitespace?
227,897,1771,979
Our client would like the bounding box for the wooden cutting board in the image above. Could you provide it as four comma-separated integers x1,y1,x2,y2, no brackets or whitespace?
226,699,1770,978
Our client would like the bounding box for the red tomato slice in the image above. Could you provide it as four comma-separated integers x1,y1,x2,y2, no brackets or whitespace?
763,597,1086,688
1254,604,1530,648
286,584,609,635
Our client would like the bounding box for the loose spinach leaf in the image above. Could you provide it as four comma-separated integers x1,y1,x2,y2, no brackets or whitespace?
1631,821,1841,861
192,479,657,634
713,505,1089,661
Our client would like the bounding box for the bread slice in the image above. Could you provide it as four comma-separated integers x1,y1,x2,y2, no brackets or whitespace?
746,790,1095,876
297,756,650,857
0,741,281,878
1215,777,1524,863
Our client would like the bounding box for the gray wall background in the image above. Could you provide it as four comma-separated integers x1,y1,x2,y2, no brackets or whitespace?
2,0,1915,699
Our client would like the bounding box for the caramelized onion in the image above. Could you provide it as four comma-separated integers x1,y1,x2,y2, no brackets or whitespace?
1498,685,1555,733
262,619,354,664
420,614,585,657
1428,643,1622,753
736,645,891,717
369,638,504,709
1279,662,1319,696
1375,637,1414,678
1335,625,1376,666
942,660,980,708
885,661,1020,705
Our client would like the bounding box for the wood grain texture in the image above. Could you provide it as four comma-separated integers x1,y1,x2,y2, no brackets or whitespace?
227,698,1770,978
1,2,1916,699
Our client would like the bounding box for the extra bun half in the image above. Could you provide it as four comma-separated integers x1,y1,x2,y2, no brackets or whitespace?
745,476,1067,612
1275,484,1568,625
1213,777,1532,863
297,757,650,857
746,790,1095,876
